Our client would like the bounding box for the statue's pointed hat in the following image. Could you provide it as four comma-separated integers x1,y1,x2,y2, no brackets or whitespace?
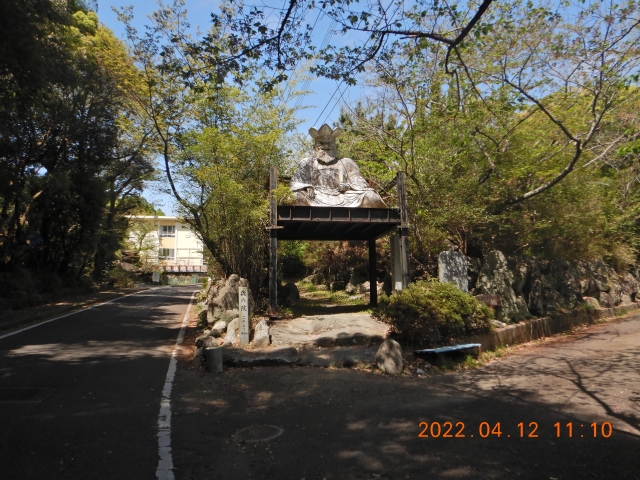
309,124,342,141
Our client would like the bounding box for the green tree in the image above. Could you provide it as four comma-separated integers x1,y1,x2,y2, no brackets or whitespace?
117,2,298,292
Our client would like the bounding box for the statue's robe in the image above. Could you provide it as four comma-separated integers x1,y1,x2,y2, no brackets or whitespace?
290,157,386,208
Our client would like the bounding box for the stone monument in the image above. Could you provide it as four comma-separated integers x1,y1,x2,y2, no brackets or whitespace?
290,124,387,208
438,251,468,292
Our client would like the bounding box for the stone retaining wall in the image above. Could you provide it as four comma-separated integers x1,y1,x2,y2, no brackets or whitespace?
462,302,639,351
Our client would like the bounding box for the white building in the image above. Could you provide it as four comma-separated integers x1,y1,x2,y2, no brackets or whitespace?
127,215,207,273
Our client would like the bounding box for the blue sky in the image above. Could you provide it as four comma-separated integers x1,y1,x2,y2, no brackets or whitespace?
97,0,355,214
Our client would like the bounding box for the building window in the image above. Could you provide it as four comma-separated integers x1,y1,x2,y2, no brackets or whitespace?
159,248,175,261
160,225,175,237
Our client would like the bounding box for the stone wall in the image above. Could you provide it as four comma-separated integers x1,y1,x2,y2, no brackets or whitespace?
468,251,640,323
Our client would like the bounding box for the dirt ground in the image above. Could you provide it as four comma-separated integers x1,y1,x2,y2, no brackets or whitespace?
172,306,640,480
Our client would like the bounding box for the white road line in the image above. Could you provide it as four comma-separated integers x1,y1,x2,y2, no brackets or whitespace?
156,290,196,480
0,287,170,341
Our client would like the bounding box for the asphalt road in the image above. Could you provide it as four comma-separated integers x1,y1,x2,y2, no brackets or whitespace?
2,287,640,480
171,312,640,480
0,286,197,480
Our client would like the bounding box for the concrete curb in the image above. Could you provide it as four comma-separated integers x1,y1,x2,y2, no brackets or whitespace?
462,302,640,351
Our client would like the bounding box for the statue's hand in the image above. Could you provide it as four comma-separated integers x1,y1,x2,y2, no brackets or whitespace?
306,187,315,200
338,183,350,193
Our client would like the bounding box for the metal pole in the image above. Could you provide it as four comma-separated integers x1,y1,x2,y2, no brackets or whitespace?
269,166,278,315
397,172,410,288
368,238,377,306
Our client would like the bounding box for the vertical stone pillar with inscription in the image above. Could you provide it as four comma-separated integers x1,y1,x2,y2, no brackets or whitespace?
239,286,250,346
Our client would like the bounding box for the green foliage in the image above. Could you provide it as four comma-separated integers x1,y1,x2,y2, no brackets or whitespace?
337,0,640,266
107,267,136,289
373,281,493,345
279,241,307,278
0,0,154,285
117,3,299,295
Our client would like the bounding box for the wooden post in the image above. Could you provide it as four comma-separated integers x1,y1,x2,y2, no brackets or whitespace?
397,172,410,288
269,166,278,315
368,238,377,306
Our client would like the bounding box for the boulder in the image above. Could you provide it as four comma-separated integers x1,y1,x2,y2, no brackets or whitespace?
510,258,531,295
223,318,240,346
207,275,254,325
582,296,600,309
252,319,270,348
476,251,526,322
491,319,507,329
467,257,482,292
302,273,322,285
345,283,356,294
210,320,227,337
375,339,403,375
438,251,468,292
358,281,371,294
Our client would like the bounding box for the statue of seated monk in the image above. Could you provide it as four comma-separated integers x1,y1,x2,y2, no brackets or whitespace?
290,124,387,208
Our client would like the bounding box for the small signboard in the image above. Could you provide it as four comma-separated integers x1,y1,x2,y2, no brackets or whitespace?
239,286,250,346
152,271,160,283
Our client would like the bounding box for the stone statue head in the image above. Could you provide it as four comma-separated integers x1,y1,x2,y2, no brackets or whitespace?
309,124,341,160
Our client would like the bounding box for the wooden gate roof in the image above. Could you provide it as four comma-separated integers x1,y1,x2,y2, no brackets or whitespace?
275,206,400,241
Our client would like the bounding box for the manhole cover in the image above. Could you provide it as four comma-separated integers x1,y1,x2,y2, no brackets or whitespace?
232,425,284,443
0,387,55,403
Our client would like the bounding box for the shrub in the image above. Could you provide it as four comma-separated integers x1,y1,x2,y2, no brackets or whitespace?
373,280,493,346
106,267,136,288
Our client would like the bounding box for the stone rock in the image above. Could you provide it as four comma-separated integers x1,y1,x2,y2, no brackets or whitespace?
358,281,371,294
476,251,525,322
302,274,322,284
375,339,403,375
515,296,530,320
416,368,425,375
193,347,205,366
207,275,254,325
491,319,507,329
120,261,137,272
348,295,360,301
510,258,531,295
252,319,270,348
210,320,227,337
467,257,482,292
608,282,623,306
599,292,613,308
582,296,600,309
438,251,468,292
549,258,583,308
202,336,218,348
223,318,240,346
345,283,356,294
223,347,300,367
